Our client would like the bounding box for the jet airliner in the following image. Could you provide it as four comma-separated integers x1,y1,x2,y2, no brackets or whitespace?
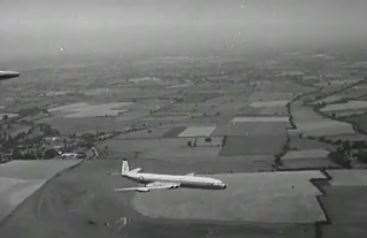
115,160,227,192
0,71,20,80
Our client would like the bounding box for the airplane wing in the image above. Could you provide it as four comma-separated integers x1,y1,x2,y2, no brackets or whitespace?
114,187,150,192
114,182,180,192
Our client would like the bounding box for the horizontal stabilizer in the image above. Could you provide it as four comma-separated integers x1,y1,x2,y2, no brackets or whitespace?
129,168,142,173
107,171,121,176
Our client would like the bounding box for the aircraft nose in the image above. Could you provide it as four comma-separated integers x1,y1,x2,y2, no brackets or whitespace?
216,182,226,189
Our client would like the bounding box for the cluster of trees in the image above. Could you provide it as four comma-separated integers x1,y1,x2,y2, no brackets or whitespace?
0,121,63,160
329,147,352,168
328,140,367,167
79,133,96,148
277,135,291,166
12,145,46,160
38,123,60,137
329,141,353,168
355,150,367,163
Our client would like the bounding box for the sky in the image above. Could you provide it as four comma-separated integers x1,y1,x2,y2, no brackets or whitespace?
1,0,367,61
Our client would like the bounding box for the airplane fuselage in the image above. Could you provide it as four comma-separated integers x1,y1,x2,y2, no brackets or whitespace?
0,71,20,80
124,172,227,189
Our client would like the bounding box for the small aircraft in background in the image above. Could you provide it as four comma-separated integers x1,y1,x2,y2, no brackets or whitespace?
114,160,227,192
58,152,87,160
0,71,20,80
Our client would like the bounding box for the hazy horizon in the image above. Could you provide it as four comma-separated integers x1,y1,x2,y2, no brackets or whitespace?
1,0,367,62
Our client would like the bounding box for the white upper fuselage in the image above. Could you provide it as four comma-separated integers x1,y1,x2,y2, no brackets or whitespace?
124,171,226,189
0,71,20,80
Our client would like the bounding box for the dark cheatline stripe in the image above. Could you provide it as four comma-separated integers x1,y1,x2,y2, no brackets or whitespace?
0,71,20,80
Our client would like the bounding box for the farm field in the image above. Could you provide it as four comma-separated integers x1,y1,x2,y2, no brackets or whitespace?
102,137,222,161
280,149,339,170
346,114,367,133
320,100,367,113
49,102,132,118
0,160,318,238
133,171,327,223
0,160,81,222
319,170,367,238
291,102,355,137
1,50,367,238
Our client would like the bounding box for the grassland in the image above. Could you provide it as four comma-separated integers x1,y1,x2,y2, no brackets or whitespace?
49,102,132,118
0,159,317,238
319,170,367,238
0,160,81,222
133,171,327,223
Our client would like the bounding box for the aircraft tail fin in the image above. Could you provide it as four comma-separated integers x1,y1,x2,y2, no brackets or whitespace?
121,160,130,175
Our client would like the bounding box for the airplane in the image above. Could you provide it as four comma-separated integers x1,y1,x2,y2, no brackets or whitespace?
114,160,227,192
58,152,87,159
0,71,20,80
